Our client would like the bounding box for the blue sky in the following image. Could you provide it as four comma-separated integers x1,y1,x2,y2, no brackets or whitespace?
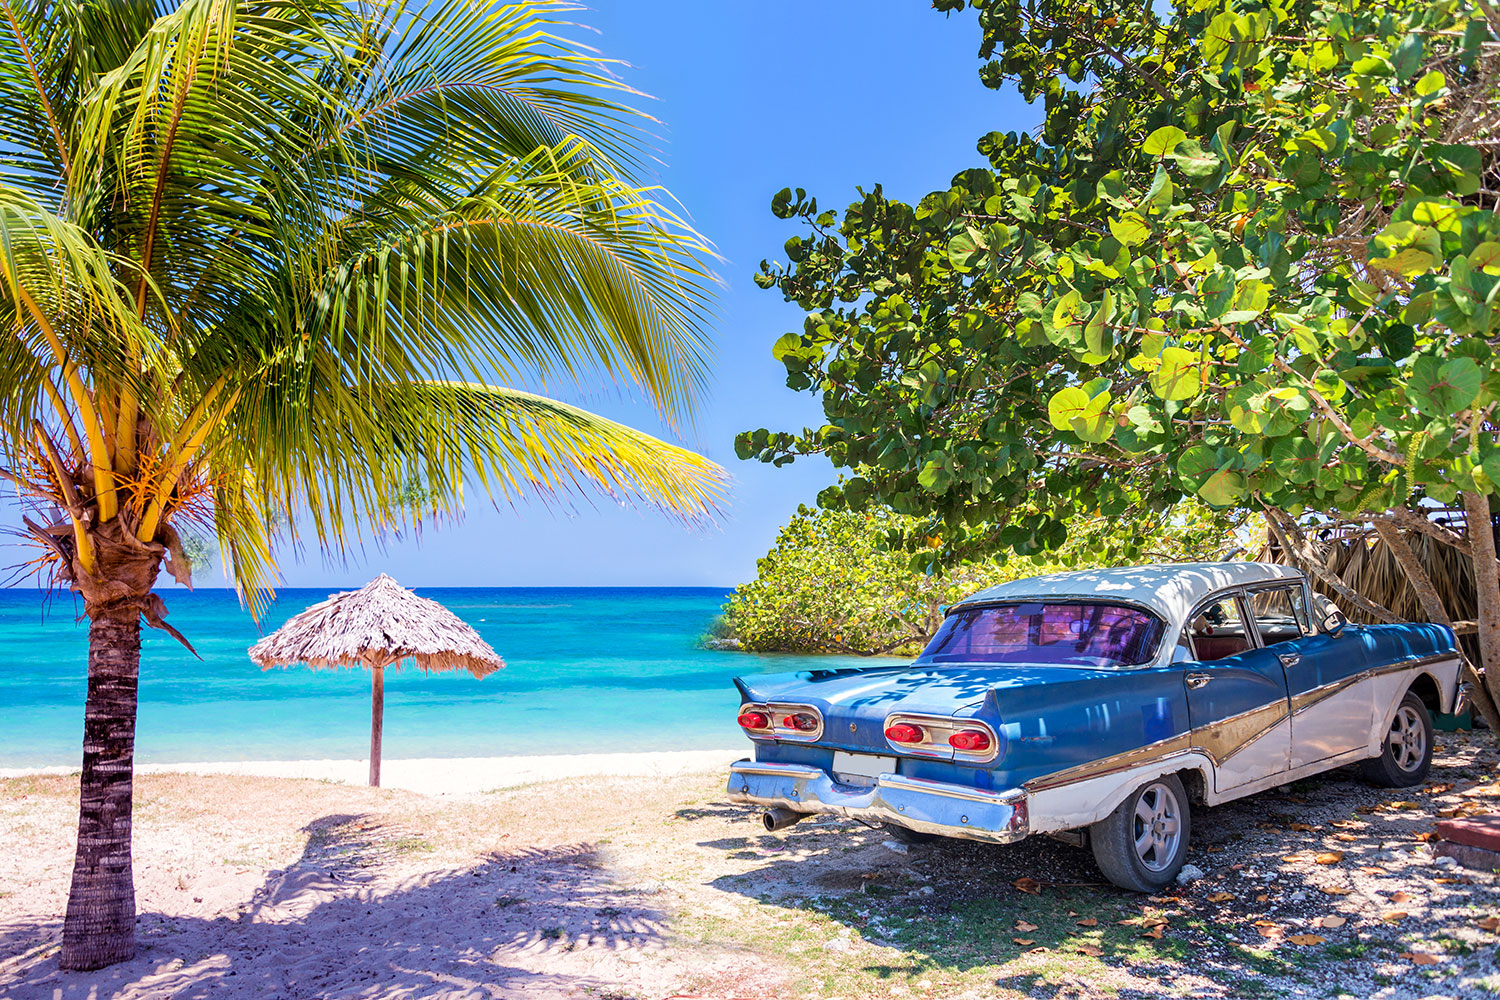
12,2,1038,592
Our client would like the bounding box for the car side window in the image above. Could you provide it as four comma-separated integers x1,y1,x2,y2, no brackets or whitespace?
1249,586,1308,647
1187,594,1253,662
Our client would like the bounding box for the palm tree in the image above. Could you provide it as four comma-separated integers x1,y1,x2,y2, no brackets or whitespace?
0,0,724,970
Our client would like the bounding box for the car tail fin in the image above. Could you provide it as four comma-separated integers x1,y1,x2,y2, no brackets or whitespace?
732,676,755,702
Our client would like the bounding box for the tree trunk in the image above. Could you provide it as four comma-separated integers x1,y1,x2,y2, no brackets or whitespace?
59,613,142,970
1373,517,1452,625
1462,491,1500,726
370,666,384,787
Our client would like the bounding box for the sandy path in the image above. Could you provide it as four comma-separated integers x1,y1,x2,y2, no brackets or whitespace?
0,769,769,1000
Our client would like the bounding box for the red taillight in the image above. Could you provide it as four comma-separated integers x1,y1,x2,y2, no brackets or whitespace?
949,729,991,752
885,723,925,744
738,711,771,730
782,712,818,732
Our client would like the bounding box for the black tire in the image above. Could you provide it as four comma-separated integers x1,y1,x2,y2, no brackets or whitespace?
1089,774,1191,892
1360,691,1433,787
883,823,938,845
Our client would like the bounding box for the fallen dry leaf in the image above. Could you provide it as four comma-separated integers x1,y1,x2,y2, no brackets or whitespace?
1331,819,1362,829
1208,892,1235,903
1427,783,1453,794
1289,822,1316,832
1067,910,1078,917
1315,852,1344,865
1414,832,1438,842
1013,878,1042,895
1358,866,1387,875
1015,920,1038,933
1320,886,1351,896
1141,925,1164,940
1076,944,1103,957
1382,911,1408,922
1012,938,1035,946
1389,891,1411,904
1388,801,1422,811
1254,921,1280,939
1255,893,1269,902
1282,854,1312,863
1026,946,1048,954
1399,951,1441,965
1476,916,1500,933
1287,934,1326,946
1076,917,1098,927
1318,916,1347,929
1334,833,1357,842
1434,877,1465,884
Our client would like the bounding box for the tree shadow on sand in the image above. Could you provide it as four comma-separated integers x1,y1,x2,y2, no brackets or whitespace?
2,812,668,1000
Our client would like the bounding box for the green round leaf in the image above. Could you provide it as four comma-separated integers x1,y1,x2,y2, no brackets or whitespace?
1141,126,1187,157
1150,346,1201,401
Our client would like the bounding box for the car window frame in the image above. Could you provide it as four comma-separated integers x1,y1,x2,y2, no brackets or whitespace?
1182,587,1261,662
1243,581,1314,642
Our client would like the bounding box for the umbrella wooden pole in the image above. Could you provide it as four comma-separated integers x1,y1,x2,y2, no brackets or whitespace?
369,666,384,787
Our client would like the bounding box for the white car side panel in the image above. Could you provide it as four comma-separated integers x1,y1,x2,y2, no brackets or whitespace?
1291,678,1374,768
1365,661,1458,747
1026,752,1215,834
1210,715,1292,793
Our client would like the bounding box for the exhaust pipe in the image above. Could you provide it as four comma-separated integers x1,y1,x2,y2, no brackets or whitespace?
762,807,807,832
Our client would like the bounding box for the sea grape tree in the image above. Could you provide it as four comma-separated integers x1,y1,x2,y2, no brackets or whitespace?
740,0,1500,722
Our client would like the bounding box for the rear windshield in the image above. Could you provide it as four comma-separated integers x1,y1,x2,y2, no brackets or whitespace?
915,601,1166,668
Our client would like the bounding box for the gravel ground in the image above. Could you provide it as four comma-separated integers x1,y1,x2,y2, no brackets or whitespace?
668,729,1500,999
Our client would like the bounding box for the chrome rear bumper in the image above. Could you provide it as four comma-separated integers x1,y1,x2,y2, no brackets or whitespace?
726,760,1029,845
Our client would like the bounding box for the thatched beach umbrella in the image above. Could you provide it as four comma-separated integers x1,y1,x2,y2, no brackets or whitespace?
248,574,503,786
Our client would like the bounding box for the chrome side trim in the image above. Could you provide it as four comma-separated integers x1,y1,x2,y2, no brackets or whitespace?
727,760,1029,846
1193,701,1289,765
1289,655,1461,717
1024,734,1194,792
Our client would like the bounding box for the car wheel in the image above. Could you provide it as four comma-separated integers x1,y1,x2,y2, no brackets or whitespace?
1089,774,1191,892
883,823,938,845
1360,691,1433,788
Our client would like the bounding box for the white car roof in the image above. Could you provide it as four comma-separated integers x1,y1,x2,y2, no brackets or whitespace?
951,562,1306,629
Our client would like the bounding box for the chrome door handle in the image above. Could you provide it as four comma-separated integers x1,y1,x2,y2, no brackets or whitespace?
1278,653,1301,668
1186,673,1213,690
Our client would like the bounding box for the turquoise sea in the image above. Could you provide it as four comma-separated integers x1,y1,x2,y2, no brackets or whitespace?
0,587,893,768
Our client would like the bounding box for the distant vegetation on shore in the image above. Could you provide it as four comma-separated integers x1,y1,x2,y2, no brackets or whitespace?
711,502,1252,656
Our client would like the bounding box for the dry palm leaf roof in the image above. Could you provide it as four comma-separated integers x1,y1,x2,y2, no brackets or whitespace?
248,574,504,677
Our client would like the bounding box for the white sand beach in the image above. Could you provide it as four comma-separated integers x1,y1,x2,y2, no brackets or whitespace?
0,747,745,796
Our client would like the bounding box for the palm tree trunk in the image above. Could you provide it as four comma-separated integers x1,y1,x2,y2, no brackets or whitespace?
59,612,141,970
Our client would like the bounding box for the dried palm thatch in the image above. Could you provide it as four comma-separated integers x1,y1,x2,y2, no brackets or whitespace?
248,574,503,785
1261,505,1500,732
1261,510,1481,629
249,574,504,677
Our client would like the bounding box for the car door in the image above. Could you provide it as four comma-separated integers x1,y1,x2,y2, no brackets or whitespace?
1248,581,1373,767
1182,589,1293,792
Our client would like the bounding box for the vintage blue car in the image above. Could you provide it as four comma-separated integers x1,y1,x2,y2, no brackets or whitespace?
726,562,1467,891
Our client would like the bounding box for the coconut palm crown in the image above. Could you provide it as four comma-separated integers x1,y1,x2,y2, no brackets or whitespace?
0,0,724,969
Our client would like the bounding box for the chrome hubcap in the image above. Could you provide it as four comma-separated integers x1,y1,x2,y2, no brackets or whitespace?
1133,782,1183,872
1388,705,1426,771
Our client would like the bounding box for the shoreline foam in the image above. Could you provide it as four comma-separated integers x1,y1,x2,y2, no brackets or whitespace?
0,747,744,796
